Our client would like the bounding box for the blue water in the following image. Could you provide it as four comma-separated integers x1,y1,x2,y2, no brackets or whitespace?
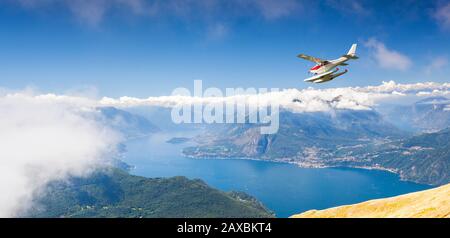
122,134,432,218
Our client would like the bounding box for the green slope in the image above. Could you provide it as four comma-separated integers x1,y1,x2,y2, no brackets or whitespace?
28,169,274,218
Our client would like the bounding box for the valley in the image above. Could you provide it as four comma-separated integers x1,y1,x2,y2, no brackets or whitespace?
25,96,449,217
182,97,450,186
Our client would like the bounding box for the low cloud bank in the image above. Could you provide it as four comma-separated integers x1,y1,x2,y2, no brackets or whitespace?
0,92,120,217
99,81,450,112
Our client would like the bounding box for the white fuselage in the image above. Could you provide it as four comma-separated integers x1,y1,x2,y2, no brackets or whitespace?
309,56,349,75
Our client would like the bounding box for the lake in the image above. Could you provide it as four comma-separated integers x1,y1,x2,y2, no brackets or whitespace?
122,134,432,218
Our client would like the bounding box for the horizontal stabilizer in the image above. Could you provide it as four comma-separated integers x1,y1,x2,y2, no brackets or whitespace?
342,55,359,59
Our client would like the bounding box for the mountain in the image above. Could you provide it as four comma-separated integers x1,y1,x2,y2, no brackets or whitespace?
183,109,405,159
27,169,274,218
325,127,450,185
291,183,450,218
350,128,450,185
122,106,212,132
381,96,450,133
183,109,450,186
412,97,450,132
98,107,160,138
291,127,450,186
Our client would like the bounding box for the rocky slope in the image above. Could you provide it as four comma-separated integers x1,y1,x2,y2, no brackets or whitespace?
291,183,450,218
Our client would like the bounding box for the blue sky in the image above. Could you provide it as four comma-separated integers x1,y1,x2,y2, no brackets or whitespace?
0,0,449,97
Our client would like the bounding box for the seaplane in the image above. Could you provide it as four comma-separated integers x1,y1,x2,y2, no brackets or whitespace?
298,44,358,83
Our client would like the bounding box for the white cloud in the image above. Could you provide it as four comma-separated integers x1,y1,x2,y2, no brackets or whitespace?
13,0,302,26
207,22,229,40
7,81,448,114
17,0,142,26
65,0,109,26
433,2,450,30
251,0,301,20
325,0,371,17
99,81,450,112
364,38,412,71
0,92,120,217
359,80,450,94
425,56,448,74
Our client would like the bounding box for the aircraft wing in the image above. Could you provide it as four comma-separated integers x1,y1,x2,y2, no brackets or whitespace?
297,54,326,64
338,62,348,66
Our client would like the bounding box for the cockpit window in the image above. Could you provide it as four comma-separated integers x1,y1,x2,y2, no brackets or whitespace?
310,65,321,70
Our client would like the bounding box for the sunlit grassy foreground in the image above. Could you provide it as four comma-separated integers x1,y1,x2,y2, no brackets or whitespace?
291,183,450,218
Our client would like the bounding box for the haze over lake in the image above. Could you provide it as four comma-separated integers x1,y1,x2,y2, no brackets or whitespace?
123,134,431,218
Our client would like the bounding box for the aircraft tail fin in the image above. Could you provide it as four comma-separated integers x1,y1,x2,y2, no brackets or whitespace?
345,44,358,59
347,44,357,56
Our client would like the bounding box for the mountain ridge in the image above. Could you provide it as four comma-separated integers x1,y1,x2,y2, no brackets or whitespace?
182,108,449,186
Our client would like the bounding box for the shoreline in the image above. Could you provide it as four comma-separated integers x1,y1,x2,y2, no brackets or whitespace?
184,154,433,186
